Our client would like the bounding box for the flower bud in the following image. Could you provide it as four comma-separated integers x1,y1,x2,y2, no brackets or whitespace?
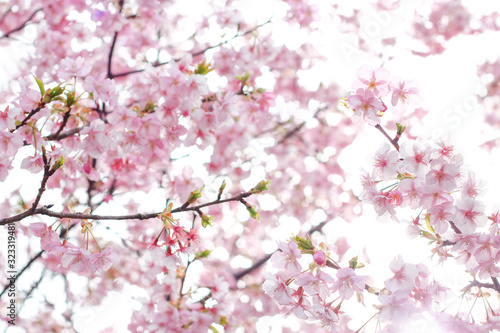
313,250,326,266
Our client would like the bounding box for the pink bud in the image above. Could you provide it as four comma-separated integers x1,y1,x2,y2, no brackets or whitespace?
313,250,326,266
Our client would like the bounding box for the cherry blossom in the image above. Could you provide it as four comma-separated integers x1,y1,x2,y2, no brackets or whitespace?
385,255,419,293
454,197,488,235
270,240,303,275
2,1,500,332
352,65,390,97
331,267,367,300
346,88,387,125
389,77,421,109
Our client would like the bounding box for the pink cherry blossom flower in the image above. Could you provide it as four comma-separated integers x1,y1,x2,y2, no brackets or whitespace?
270,240,302,275
373,143,399,180
58,56,92,80
331,267,367,300
309,296,339,330
377,290,416,323
400,141,431,176
61,248,94,274
398,178,422,209
471,260,500,280
370,191,398,217
285,296,310,320
352,65,390,97
346,88,386,125
29,223,61,253
18,89,41,112
295,271,333,300
263,272,294,305
426,158,461,191
385,255,418,292
84,74,117,105
419,182,453,209
0,106,20,131
0,131,24,157
461,172,485,199
91,248,119,273
20,155,45,173
428,202,455,234
389,77,421,108
453,197,488,235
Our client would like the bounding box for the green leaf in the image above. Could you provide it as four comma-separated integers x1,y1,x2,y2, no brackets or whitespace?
32,75,45,96
201,214,214,228
187,186,204,205
349,256,358,269
246,205,260,220
250,179,270,194
195,249,211,259
51,156,66,172
194,59,215,75
396,123,406,135
294,235,313,251
425,213,435,234
218,180,226,198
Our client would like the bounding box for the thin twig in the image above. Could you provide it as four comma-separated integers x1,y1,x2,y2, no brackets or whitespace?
374,124,399,151
0,8,42,39
11,106,43,131
45,126,84,141
51,109,72,139
0,191,255,226
112,18,272,79
277,106,328,144
232,218,332,280
107,32,119,79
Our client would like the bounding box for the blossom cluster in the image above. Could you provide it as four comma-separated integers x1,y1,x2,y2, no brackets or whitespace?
263,235,458,331
2,0,500,332
264,67,500,331
344,66,420,125
29,221,118,274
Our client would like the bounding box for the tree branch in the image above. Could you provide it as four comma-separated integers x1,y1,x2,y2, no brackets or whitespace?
374,124,400,151
0,8,42,39
0,190,256,226
107,32,119,79
11,106,43,132
44,126,84,141
50,109,72,139
277,106,327,144
232,218,332,280
112,18,272,79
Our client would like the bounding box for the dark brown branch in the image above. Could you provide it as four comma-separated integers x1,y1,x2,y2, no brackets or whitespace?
277,106,327,144
31,163,52,213
12,106,43,131
449,221,462,235
464,279,500,294
233,253,273,280
51,109,72,139
112,18,272,79
0,8,42,39
44,126,84,141
0,191,255,226
107,32,119,79
374,124,399,151
492,277,500,293
232,218,332,280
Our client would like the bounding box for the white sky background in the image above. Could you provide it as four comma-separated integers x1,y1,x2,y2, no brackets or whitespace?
2,0,500,332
